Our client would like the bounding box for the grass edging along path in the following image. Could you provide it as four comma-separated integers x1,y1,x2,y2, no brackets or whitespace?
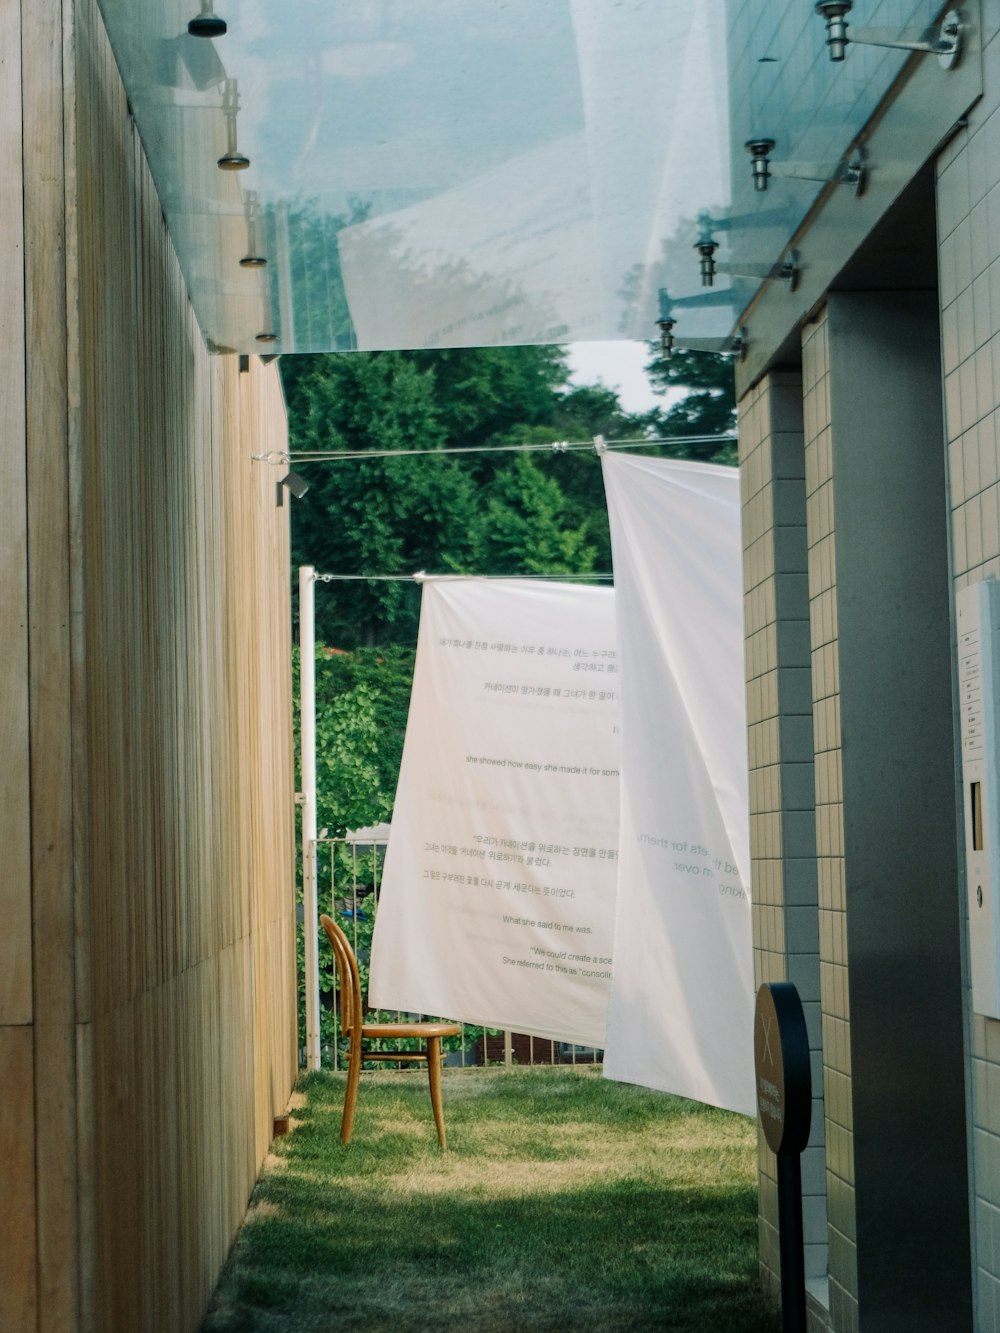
202,1067,779,1332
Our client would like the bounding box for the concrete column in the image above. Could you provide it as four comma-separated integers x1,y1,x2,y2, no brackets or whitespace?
816,291,970,1331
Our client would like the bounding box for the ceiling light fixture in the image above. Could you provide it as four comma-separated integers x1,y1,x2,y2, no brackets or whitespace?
218,79,250,171
240,191,267,268
188,1,227,39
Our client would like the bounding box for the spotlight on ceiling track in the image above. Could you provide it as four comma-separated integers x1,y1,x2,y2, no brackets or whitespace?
188,1,227,38
218,79,250,171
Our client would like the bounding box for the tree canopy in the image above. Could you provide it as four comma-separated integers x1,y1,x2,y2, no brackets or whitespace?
283,341,738,1048
281,342,735,647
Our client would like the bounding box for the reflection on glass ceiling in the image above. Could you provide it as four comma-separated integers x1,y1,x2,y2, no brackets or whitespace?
95,1,944,357
726,0,938,291
95,0,732,354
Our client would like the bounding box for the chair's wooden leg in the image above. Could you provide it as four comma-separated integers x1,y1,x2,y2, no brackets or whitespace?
426,1036,447,1149
342,1048,362,1145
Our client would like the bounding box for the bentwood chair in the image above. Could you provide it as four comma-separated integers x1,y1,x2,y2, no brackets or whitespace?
319,913,462,1148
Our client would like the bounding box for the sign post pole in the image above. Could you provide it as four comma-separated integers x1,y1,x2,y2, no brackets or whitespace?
300,565,320,1071
754,981,812,1333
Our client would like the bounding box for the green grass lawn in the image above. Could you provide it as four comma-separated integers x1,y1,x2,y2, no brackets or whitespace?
202,1067,779,1332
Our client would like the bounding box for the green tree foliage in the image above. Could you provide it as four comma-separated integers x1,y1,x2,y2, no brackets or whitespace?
645,346,738,465
280,343,725,644
409,344,569,452
293,643,415,1053
285,343,737,1054
477,453,596,576
282,337,738,658
293,643,415,836
282,348,603,644
282,352,481,644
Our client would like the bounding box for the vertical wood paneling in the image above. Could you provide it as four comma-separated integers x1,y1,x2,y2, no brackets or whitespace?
0,1029,37,1330
0,0,32,1031
0,9,37,1312
21,0,79,1323
7,0,297,1327
72,0,296,1325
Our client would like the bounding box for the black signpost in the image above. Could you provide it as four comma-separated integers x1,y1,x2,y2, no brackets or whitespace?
754,981,812,1333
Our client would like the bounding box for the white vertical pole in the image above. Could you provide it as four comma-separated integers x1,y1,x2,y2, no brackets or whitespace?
299,565,320,1070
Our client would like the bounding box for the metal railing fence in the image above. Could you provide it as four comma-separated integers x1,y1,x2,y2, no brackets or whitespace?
312,829,602,1072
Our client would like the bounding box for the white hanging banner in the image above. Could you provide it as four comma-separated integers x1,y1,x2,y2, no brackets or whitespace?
369,578,620,1047
601,454,754,1114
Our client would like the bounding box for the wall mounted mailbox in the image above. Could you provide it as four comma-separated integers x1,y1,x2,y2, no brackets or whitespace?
957,579,1000,1019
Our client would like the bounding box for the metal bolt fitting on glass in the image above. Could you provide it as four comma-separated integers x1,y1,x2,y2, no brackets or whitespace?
656,317,675,360
815,1,851,61
835,152,866,195
745,138,775,193
240,191,267,268
694,237,718,287
731,328,748,361
188,0,227,38
655,288,675,359
218,79,250,171
816,1,962,69
710,251,799,292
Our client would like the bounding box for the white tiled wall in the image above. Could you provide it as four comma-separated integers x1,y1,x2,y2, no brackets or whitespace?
739,372,830,1322
801,313,858,1333
939,4,1000,1325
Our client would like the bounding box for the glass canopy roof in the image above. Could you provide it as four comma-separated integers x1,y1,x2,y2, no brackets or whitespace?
95,0,937,356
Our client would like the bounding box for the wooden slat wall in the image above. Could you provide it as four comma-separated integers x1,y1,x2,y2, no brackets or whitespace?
5,0,299,1327
0,0,36,1322
21,0,80,1326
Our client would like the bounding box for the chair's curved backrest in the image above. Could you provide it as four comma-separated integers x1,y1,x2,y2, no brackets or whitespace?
320,914,363,1039
318,912,460,1148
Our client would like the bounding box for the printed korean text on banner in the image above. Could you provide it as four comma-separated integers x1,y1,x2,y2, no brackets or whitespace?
369,578,619,1047
601,454,754,1114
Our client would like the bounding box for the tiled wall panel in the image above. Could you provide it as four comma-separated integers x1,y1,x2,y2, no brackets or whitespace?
939,5,1000,1324
740,372,828,1313
802,315,857,1333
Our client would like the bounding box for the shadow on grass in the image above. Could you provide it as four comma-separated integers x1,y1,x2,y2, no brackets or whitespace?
202,1071,780,1333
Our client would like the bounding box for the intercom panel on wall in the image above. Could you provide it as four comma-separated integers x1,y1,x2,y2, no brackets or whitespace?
957,579,1000,1019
